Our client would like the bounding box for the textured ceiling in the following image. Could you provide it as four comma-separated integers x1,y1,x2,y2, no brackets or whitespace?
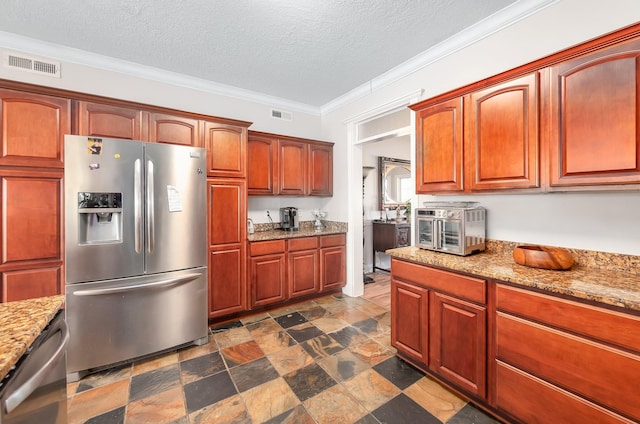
0,0,519,108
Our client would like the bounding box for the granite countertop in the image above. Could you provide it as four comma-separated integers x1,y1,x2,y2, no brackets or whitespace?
0,295,65,381
248,220,347,242
387,243,640,313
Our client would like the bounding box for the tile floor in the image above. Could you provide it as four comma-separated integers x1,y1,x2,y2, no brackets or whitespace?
66,293,501,423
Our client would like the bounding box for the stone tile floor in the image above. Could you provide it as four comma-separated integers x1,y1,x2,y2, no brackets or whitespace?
66,293,501,423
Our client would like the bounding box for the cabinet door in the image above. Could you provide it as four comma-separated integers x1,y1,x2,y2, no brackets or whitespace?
0,89,69,168
205,122,246,178
208,179,246,246
208,247,246,318
247,133,278,194
430,291,486,398
308,142,333,196
148,112,199,146
319,245,345,291
391,278,429,364
74,101,144,140
466,73,540,190
250,253,286,307
1,267,62,303
549,37,640,187
0,169,62,265
279,139,307,195
415,97,464,193
288,249,319,298
207,178,246,318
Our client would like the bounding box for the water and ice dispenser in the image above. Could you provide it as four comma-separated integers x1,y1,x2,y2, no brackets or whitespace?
77,192,123,244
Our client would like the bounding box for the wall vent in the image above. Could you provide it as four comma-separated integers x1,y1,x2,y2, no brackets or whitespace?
271,108,293,121
2,50,61,78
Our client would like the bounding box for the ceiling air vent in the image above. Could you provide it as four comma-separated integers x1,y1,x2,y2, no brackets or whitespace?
3,50,61,78
271,108,293,121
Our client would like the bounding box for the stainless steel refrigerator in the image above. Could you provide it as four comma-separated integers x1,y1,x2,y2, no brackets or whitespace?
64,135,208,382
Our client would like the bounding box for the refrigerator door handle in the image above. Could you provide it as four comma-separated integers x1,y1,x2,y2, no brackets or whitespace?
134,159,142,253
3,319,69,415
146,159,155,253
72,273,201,296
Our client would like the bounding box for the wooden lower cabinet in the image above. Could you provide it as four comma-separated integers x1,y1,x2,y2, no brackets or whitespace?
390,278,428,364
390,258,487,399
249,240,286,307
430,292,486,398
207,178,247,318
495,361,633,424
245,234,345,312
208,247,246,318
288,237,319,298
319,234,346,291
494,284,640,423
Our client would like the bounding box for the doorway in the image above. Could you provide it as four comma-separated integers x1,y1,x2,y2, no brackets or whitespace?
344,90,421,299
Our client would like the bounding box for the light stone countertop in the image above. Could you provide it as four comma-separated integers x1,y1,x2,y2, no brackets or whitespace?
248,220,347,242
0,295,65,381
387,242,640,313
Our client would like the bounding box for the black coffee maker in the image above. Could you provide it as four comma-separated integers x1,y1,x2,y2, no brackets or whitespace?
280,207,299,231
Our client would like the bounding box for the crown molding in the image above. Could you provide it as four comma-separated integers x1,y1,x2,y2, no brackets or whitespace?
321,0,558,114
0,0,556,117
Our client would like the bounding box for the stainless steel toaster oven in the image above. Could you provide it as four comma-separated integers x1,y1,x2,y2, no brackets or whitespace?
415,202,485,256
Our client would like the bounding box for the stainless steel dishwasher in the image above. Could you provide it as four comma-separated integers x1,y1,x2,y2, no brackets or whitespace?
0,310,69,424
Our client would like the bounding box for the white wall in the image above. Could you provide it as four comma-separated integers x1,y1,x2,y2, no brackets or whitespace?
323,0,640,258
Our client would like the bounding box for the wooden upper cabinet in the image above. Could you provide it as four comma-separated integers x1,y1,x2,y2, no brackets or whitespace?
247,133,278,194
308,142,333,196
74,101,145,140
204,122,247,178
466,73,540,191
148,112,199,146
414,97,464,193
549,37,640,187
279,139,307,195
0,89,69,168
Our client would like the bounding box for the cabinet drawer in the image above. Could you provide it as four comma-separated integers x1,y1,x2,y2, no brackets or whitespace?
496,361,634,424
320,234,345,248
249,240,286,256
391,259,485,304
496,284,640,352
288,237,318,251
496,312,640,421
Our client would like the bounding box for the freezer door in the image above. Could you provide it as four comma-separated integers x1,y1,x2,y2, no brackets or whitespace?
65,135,144,283
65,267,208,377
144,143,207,274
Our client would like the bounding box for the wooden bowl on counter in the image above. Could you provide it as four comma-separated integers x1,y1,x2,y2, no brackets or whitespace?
513,245,574,270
